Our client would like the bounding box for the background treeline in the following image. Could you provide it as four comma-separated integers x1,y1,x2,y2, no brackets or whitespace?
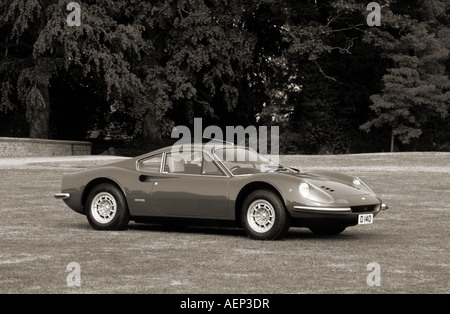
1,0,449,155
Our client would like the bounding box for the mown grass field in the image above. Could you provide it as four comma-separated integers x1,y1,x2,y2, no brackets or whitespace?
0,153,449,294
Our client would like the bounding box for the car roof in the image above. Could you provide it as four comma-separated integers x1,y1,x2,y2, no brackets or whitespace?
134,141,239,160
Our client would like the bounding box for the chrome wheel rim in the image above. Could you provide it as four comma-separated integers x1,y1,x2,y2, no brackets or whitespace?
91,192,117,224
247,200,275,233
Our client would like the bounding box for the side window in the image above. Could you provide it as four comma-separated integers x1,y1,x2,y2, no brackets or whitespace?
164,152,202,175
161,151,225,176
202,158,225,176
138,154,162,173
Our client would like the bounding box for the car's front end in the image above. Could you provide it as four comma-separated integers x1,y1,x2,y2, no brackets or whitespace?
211,144,388,235
285,173,388,230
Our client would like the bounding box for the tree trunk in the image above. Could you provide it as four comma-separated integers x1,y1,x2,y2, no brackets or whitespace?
26,82,50,139
390,132,395,152
142,111,162,142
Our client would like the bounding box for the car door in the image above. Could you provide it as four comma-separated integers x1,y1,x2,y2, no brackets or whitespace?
149,150,229,218
130,153,164,217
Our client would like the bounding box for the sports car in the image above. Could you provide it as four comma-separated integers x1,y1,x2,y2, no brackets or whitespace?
54,142,388,240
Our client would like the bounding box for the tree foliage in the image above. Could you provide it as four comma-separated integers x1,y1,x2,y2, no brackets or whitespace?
361,1,450,151
0,0,449,153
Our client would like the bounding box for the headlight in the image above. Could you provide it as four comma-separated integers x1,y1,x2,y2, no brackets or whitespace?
299,181,334,204
299,182,310,198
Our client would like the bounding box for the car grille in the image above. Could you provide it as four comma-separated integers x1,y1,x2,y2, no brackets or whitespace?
351,205,379,213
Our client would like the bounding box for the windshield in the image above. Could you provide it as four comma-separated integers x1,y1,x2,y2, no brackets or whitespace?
214,147,296,175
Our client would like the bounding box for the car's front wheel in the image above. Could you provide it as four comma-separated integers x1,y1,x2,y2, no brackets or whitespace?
241,190,291,240
86,183,130,230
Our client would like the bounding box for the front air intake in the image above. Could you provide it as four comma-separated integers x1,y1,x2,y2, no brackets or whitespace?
351,205,379,213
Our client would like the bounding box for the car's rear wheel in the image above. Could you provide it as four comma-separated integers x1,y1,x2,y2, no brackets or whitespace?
241,190,291,240
309,226,346,235
86,183,129,230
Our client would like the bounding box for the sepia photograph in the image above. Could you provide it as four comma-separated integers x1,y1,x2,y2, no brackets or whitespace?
0,0,449,302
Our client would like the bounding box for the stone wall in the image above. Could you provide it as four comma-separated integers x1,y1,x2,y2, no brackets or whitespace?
0,137,92,157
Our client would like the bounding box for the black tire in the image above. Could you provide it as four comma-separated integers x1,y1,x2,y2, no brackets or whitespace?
309,226,346,235
86,183,130,230
241,190,291,240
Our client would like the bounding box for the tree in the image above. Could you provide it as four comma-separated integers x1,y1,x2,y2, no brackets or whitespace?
137,0,259,139
1,0,152,139
361,2,450,152
256,0,386,153
0,0,48,137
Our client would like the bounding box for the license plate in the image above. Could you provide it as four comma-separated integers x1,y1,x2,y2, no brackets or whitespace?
358,214,373,225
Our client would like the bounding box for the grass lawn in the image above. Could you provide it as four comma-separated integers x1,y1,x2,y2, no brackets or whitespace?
0,153,449,294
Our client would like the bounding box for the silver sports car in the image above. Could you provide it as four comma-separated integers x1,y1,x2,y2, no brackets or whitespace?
55,142,388,240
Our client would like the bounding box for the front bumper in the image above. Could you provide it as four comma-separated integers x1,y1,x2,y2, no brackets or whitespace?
293,203,388,213
290,203,388,228
293,205,351,213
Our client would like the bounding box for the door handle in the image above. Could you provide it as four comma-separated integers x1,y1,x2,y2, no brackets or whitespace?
139,174,158,182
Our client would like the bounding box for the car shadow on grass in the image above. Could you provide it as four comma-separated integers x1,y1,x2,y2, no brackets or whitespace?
127,223,376,241
284,227,370,241
128,222,246,238
63,221,379,241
